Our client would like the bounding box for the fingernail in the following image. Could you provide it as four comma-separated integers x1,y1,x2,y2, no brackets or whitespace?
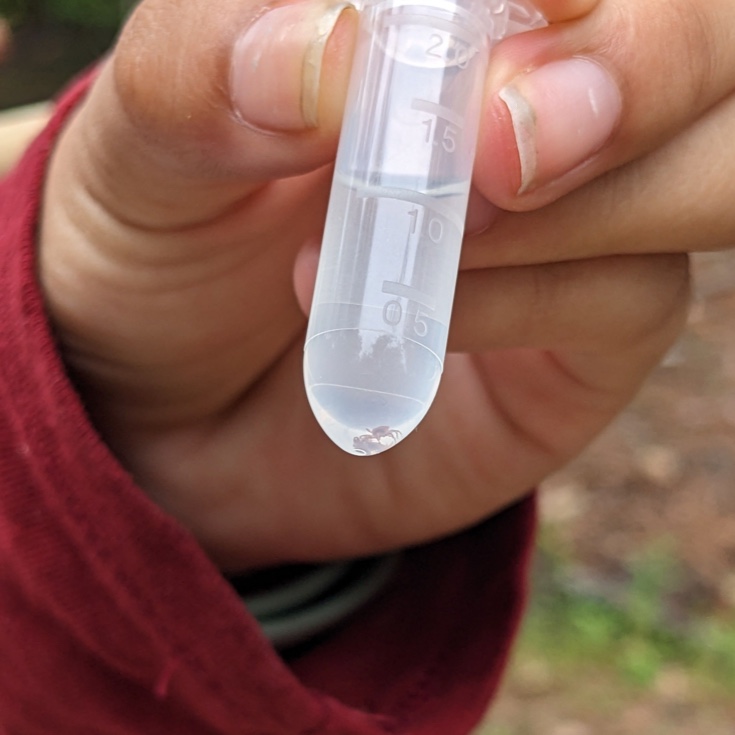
499,57,622,194
231,1,353,131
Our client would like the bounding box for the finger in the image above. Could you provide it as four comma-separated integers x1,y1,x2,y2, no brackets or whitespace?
450,253,690,361
478,0,735,209
463,91,735,269
52,0,357,231
298,245,690,369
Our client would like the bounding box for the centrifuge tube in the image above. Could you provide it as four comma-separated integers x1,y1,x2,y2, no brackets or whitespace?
304,0,545,456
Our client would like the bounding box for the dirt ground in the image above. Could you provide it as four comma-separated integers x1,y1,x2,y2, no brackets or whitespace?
486,251,735,733
545,251,735,617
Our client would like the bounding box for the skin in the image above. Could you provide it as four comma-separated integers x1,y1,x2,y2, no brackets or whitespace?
37,0,696,571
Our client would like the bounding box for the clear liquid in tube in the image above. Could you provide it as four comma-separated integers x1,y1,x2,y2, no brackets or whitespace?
304,0,490,456
304,169,467,455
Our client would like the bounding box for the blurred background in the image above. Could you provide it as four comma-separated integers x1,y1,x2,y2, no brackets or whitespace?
486,249,735,734
1,2,733,732
0,0,129,106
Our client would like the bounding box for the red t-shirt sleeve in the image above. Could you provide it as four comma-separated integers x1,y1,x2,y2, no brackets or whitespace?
0,73,537,735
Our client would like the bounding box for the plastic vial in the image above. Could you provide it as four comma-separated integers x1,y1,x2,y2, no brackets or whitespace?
304,0,545,456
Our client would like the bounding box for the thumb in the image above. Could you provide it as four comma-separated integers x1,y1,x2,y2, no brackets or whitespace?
63,0,357,230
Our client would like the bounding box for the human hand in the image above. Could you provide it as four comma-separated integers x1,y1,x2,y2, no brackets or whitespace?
39,0,688,571
466,0,735,269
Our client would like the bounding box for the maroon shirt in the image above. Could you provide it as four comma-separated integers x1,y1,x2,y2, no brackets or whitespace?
0,74,536,735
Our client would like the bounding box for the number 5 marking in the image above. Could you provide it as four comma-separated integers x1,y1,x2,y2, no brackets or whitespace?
413,308,430,337
442,124,457,153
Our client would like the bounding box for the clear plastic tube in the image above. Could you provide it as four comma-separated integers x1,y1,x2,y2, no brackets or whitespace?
304,0,544,456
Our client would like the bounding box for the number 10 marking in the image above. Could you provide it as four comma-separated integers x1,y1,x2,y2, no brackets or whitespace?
407,206,444,245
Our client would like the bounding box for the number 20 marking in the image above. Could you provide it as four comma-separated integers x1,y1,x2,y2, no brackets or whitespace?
426,33,472,69
427,34,444,58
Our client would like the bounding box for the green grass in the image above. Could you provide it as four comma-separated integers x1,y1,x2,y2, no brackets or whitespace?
517,532,735,698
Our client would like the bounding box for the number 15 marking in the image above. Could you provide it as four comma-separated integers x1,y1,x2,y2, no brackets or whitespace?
421,118,458,153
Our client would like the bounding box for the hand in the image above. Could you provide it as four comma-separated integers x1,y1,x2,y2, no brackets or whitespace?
39,0,688,571
466,0,735,268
